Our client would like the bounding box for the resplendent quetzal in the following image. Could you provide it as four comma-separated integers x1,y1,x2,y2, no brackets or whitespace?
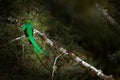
21,20,48,58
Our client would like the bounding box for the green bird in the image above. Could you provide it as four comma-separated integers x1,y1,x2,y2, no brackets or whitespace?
21,20,48,58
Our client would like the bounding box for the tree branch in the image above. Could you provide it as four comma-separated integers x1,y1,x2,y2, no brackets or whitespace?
96,3,117,25
11,29,115,80
35,29,115,80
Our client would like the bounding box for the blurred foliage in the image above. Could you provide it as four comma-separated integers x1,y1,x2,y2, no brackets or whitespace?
0,0,120,80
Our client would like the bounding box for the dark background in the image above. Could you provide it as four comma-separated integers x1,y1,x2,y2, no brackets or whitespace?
0,0,120,80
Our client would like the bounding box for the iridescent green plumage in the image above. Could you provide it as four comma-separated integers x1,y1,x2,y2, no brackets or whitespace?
21,20,48,58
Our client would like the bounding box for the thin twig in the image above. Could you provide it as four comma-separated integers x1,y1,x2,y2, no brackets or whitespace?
51,53,64,80
11,35,25,42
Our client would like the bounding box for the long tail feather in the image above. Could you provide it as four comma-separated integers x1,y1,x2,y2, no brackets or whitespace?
28,36,48,56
